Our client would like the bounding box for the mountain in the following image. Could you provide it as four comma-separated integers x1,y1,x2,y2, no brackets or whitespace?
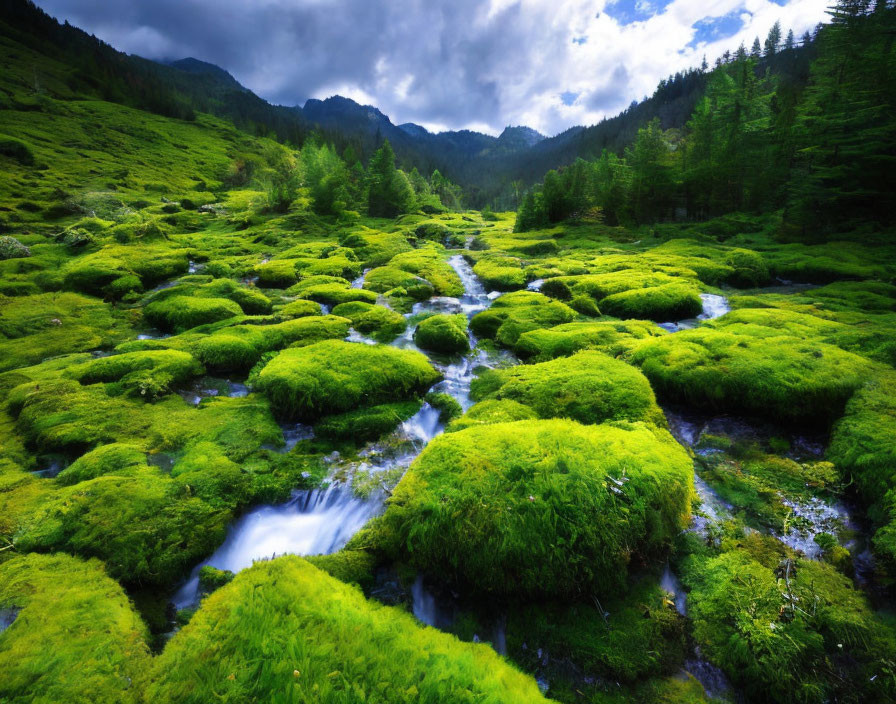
497,126,545,150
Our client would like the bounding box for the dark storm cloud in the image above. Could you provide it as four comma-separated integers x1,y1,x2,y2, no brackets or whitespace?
31,0,829,135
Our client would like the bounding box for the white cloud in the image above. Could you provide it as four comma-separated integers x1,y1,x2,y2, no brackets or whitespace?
35,0,831,136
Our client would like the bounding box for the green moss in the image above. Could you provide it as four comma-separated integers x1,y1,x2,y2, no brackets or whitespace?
515,320,667,361
470,291,576,347
425,391,463,424
170,441,250,510
144,295,243,332
473,254,530,290
69,349,203,398
472,351,665,426
253,259,298,287
56,442,145,485
314,401,422,442
828,372,896,578
631,322,874,423
304,549,377,590
381,419,693,598
148,556,549,703
14,467,228,585
446,399,537,432
198,565,234,597
0,292,133,372
257,340,440,420
680,548,896,703
600,283,703,322
0,553,150,704
413,313,469,354
364,266,435,300
387,246,463,296
288,275,377,305
277,299,322,319
332,301,406,342
340,227,412,267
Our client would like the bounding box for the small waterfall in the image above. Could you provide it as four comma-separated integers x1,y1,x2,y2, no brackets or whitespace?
173,485,380,608
660,292,730,332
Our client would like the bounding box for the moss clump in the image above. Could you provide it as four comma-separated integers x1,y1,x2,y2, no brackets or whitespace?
680,548,896,703
381,419,693,598
631,324,873,423
148,556,549,703
69,349,203,398
413,313,469,354
363,266,435,300
424,391,462,424
472,351,665,426
331,301,406,342
253,259,298,287
314,401,422,443
14,467,227,585
56,442,146,485
197,565,234,597
473,254,530,290
828,373,896,578
515,319,667,361
446,399,537,432
386,247,463,296
170,441,250,510
304,549,377,590
144,295,243,332
600,283,703,322
287,275,378,306
0,553,150,704
257,340,440,421
277,299,322,319
470,291,576,347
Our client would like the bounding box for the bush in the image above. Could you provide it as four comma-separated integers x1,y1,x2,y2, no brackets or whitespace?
472,351,665,426
380,419,693,598
147,556,550,703
0,553,149,704
413,314,469,354
256,340,440,420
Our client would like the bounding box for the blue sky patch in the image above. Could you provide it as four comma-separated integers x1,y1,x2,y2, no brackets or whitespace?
689,10,746,47
602,0,675,26
560,91,580,106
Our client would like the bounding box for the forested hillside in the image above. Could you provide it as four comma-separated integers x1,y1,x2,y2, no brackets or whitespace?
1,1,895,703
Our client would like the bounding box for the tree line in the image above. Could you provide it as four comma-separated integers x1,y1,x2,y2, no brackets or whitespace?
516,1,896,238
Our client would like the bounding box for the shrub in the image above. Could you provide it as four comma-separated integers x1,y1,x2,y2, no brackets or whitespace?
147,556,550,703
413,314,469,354
473,351,665,426
380,419,693,598
0,553,149,704
256,340,440,420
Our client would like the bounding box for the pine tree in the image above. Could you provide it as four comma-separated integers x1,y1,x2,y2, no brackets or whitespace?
764,21,782,56
366,140,413,217
751,37,762,58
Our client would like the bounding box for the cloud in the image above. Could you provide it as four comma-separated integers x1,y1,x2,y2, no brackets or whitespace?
33,0,830,136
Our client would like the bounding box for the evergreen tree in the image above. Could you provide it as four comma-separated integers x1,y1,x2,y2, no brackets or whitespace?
366,140,413,217
765,21,783,56
751,37,762,58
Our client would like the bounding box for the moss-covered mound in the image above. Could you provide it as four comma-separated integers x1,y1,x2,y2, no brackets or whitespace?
331,301,406,342
287,275,377,306
387,246,463,297
14,467,228,585
363,266,436,300
515,319,667,361
413,313,469,354
0,553,150,704
471,291,576,347
446,399,538,432
631,325,873,423
600,283,703,322
56,442,146,485
147,556,550,704
257,340,440,420
680,546,896,703
69,349,203,398
828,373,896,578
144,295,243,332
473,253,529,290
314,401,422,442
472,351,665,426
381,419,693,598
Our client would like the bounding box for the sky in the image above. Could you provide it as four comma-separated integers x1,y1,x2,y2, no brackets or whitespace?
34,0,831,136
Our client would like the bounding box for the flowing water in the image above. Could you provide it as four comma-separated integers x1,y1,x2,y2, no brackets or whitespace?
172,251,509,608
